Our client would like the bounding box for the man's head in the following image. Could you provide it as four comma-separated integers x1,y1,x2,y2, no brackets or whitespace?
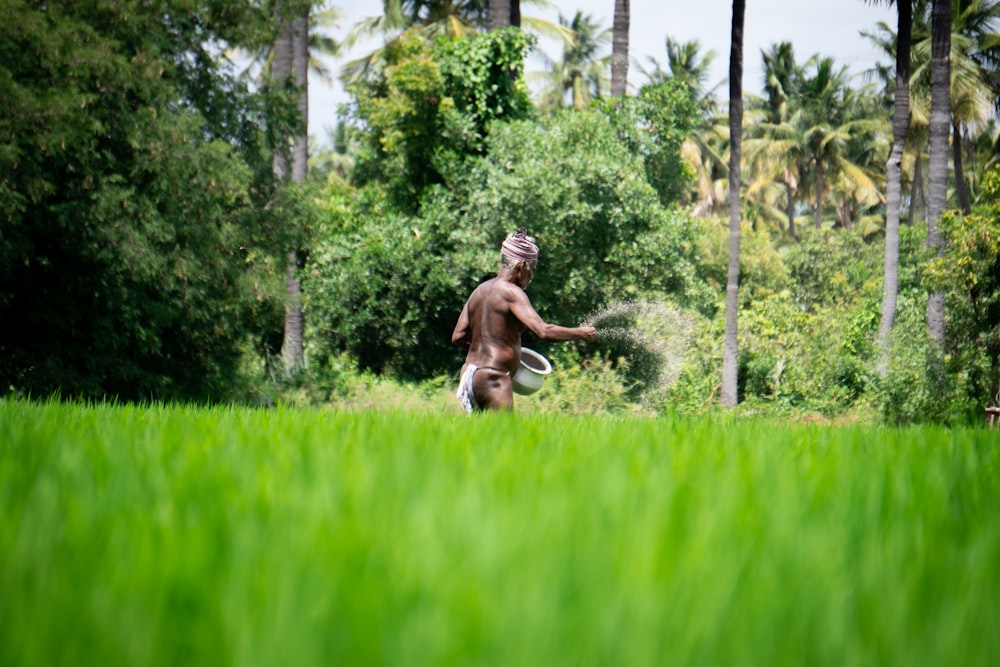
501,228,539,287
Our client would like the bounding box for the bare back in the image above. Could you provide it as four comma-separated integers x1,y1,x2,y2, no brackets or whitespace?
459,277,529,375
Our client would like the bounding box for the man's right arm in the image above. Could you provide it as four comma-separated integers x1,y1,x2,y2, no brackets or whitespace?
508,290,596,343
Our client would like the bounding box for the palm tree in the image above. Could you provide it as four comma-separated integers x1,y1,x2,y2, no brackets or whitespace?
532,11,611,111
639,38,725,216
281,1,310,374
946,0,1000,212
745,41,804,237
799,57,851,229
864,2,931,226
789,57,884,231
907,1,1000,214
235,3,342,84
488,0,521,29
867,0,913,371
345,1,567,81
638,37,720,111
271,5,293,184
488,0,510,29
611,0,629,97
927,0,951,350
744,106,808,237
266,0,314,374
236,1,341,374
721,0,745,408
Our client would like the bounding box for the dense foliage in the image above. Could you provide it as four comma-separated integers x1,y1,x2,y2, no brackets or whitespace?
0,0,286,401
308,62,705,379
3,2,1000,424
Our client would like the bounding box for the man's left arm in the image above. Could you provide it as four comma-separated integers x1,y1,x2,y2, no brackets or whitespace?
451,303,472,349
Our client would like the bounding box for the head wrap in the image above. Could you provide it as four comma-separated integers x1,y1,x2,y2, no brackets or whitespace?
501,228,539,264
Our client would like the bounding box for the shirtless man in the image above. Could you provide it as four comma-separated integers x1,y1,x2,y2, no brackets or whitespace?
451,228,596,413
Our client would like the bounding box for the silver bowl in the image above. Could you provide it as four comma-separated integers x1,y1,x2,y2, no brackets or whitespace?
511,347,553,395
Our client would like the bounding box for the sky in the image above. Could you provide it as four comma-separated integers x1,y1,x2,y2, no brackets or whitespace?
308,0,896,145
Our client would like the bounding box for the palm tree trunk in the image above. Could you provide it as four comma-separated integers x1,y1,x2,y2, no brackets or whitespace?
721,0,745,408
952,118,971,215
877,0,912,375
835,198,852,230
488,0,511,30
927,0,950,350
611,0,630,98
271,4,292,183
908,154,923,226
814,159,824,230
785,180,796,239
291,11,308,185
281,4,309,375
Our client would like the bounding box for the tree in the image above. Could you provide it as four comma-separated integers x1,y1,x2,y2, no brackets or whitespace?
797,57,879,230
282,1,309,374
721,0,746,407
874,0,914,373
344,0,561,81
637,38,724,216
0,0,280,401
946,0,1000,214
532,11,611,111
745,41,804,237
611,0,630,97
927,0,951,349
488,0,520,29
864,2,931,226
234,3,342,84
347,27,534,212
268,0,311,375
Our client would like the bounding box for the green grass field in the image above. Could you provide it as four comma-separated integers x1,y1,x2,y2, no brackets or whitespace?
1,398,998,666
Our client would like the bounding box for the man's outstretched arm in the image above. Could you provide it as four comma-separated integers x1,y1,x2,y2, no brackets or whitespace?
509,292,596,343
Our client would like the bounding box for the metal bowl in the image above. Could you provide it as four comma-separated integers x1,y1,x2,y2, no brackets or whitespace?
511,347,553,395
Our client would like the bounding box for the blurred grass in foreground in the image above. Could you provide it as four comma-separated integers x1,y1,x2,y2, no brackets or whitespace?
1,398,998,666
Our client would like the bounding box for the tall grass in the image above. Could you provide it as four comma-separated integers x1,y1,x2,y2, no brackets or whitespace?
1,399,998,666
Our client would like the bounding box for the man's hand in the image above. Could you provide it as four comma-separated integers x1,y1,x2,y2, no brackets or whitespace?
579,326,597,342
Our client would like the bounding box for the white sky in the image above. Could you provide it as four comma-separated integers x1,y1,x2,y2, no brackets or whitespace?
309,1,896,145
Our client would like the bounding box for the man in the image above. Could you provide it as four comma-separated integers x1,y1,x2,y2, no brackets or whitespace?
451,228,597,413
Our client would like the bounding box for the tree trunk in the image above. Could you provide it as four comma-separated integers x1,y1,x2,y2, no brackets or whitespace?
835,197,852,230
927,0,950,350
291,11,308,185
281,4,309,375
814,158,824,230
952,118,971,215
611,0,630,98
271,4,292,183
488,0,511,30
877,0,912,375
509,0,520,28
721,0,745,408
908,154,923,226
785,180,796,239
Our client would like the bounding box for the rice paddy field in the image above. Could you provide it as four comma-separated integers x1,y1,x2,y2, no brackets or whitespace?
1,398,998,666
